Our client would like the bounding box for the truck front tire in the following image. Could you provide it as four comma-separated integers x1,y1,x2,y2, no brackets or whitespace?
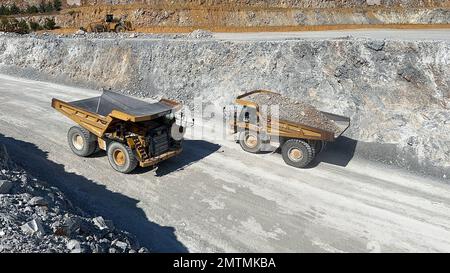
239,130,261,153
115,25,126,32
281,139,315,168
67,126,97,157
107,142,138,173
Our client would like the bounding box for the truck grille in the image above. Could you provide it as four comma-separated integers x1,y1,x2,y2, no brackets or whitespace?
149,128,169,156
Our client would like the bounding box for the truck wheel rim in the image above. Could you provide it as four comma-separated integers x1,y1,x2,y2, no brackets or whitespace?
245,134,258,148
113,149,126,166
288,148,303,162
72,134,84,150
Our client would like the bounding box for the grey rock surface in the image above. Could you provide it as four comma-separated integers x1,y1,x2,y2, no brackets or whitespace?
0,180,13,194
20,218,45,236
28,196,48,206
93,216,114,231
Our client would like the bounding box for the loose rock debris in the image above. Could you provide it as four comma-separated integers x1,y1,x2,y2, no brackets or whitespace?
245,92,340,134
0,145,147,253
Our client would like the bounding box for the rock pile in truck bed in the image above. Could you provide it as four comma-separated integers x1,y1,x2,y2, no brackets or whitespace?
245,92,340,134
0,146,148,253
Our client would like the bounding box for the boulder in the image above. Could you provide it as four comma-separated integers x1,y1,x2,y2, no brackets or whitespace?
21,218,45,236
75,29,85,35
28,196,48,206
0,180,12,194
92,216,114,231
66,239,83,253
113,240,128,252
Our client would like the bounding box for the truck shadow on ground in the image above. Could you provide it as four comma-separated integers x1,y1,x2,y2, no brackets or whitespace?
154,140,221,177
84,140,220,177
309,136,357,168
271,136,357,168
0,133,189,253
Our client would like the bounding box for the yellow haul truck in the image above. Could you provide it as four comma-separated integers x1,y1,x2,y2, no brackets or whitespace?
52,91,183,173
228,90,350,168
85,14,133,33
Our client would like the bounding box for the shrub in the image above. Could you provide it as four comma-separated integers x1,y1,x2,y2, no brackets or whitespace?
17,19,30,34
10,4,20,15
43,18,56,30
0,5,10,16
0,16,8,31
29,21,42,31
53,0,62,12
26,5,39,14
39,1,46,13
45,2,54,13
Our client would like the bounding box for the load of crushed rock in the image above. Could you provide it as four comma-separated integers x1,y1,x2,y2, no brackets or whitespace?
245,92,340,134
0,146,147,253
188,29,213,39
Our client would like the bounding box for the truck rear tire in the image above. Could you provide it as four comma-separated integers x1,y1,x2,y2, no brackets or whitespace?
107,142,138,174
67,126,97,157
308,140,326,156
281,139,315,168
239,130,261,153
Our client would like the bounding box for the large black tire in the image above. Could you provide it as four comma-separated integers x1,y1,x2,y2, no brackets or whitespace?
281,139,315,168
67,126,97,157
306,140,326,156
107,142,138,174
313,140,326,154
93,25,104,33
239,130,261,153
115,25,126,33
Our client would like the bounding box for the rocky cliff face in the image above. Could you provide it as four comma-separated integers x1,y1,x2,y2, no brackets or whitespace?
0,33,448,177
54,5,450,29
2,1,450,30
1,0,448,9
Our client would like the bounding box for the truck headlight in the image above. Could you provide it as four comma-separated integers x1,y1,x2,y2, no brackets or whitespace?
164,113,175,120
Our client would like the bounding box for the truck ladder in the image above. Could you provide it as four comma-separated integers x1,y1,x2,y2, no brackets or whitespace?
130,136,150,161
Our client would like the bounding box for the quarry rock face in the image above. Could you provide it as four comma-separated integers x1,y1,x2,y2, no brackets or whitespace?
2,1,449,28
3,0,447,9
0,33,448,176
54,5,450,29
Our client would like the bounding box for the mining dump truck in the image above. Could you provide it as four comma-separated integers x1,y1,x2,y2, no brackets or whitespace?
52,91,184,173
85,14,132,33
227,90,350,168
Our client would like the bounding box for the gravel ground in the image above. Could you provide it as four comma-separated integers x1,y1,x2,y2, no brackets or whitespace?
245,91,340,133
0,145,148,253
1,76,450,253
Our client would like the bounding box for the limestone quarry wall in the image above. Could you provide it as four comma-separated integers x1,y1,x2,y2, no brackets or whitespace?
2,1,450,30
54,5,450,29
79,0,450,8
1,1,449,9
0,33,448,177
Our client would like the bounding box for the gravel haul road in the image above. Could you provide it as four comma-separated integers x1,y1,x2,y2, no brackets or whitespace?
1,74,450,253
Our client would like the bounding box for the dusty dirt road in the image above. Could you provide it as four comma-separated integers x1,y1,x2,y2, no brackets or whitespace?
1,74,450,253
214,29,450,41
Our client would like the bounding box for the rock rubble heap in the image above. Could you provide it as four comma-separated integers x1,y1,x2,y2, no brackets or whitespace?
0,145,148,253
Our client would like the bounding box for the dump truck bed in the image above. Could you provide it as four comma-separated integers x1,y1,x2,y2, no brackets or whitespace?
235,90,350,141
320,111,352,138
69,90,180,121
52,90,182,137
